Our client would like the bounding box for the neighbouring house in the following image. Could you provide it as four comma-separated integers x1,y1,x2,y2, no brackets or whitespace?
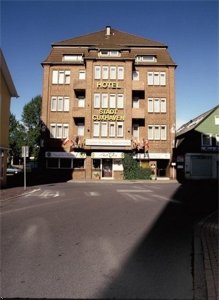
0,49,19,188
41,26,176,180
174,105,219,182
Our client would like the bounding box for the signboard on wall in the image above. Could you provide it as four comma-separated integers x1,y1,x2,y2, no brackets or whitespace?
86,139,131,146
45,152,86,158
91,152,124,159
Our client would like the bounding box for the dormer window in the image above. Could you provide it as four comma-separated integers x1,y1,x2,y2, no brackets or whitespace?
62,55,83,62
135,55,157,63
99,50,121,57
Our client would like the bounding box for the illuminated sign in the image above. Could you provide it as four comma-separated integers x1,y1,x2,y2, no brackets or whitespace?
97,82,120,89
92,108,125,121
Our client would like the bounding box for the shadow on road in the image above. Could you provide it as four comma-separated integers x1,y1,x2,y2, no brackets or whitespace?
6,169,73,188
96,180,218,299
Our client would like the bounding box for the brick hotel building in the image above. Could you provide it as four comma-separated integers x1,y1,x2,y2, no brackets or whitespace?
41,26,176,180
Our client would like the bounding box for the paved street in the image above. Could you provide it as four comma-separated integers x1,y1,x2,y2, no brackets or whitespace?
1,181,217,299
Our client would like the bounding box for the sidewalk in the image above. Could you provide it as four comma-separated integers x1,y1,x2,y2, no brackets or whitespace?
194,211,218,300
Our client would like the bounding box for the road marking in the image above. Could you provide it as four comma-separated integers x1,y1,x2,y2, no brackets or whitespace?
117,189,153,193
85,191,100,197
24,189,62,199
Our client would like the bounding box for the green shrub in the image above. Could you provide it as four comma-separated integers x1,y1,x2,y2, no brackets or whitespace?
123,153,152,180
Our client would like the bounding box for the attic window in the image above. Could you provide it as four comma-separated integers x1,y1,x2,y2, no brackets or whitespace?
62,55,83,62
135,55,157,63
99,50,120,57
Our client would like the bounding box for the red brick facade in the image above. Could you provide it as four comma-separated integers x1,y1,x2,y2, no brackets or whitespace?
41,26,176,180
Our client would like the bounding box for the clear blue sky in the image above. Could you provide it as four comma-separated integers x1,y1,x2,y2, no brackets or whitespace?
1,0,218,128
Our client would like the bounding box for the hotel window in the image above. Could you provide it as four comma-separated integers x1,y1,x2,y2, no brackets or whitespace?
50,123,69,139
58,97,63,111
201,134,212,146
79,70,86,80
109,94,116,108
99,50,120,57
132,124,139,139
94,93,100,108
135,55,156,63
154,98,160,113
117,94,124,109
51,97,57,111
93,122,100,137
63,124,69,139
62,55,83,62
101,94,108,108
132,71,139,81
160,125,167,140
102,66,109,79
63,97,70,111
148,98,166,113
160,98,167,112
56,124,63,138
148,125,167,140
147,72,166,86
78,96,85,108
117,122,124,137
118,66,124,80
109,122,116,137
132,97,139,108
52,70,70,84
101,122,108,137
110,66,116,79
94,66,101,79
77,123,84,136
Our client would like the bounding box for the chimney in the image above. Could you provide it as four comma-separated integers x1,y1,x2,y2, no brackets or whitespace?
106,26,111,36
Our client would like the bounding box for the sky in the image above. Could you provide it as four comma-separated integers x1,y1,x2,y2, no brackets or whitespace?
1,0,218,129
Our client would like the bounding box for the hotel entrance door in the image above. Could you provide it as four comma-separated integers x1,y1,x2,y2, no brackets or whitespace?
102,159,113,178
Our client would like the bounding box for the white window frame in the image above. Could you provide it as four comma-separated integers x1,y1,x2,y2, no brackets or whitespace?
57,97,63,111
160,72,166,86
118,66,124,80
132,97,139,109
160,98,167,113
93,122,100,137
109,122,116,137
110,66,116,80
94,93,100,108
154,72,160,85
160,125,167,140
63,97,70,111
101,94,108,108
148,98,153,112
77,123,85,136
78,96,85,108
51,97,57,111
154,98,160,113
154,125,160,140
117,122,124,137
56,124,63,138
132,124,139,139
147,72,153,85
101,122,108,137
79,70,86,80
52,70,58,84
50,124,56,138
109,94,116,108
94,66,101,79
148,126,153,140
63,124,69,139
102,66,109,79
117,94,124,109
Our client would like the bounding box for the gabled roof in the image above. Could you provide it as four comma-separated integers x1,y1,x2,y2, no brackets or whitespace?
176,105,219,137
0,49,18,97
52,26,167,48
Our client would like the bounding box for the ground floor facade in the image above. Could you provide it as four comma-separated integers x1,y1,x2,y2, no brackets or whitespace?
44,150,174,180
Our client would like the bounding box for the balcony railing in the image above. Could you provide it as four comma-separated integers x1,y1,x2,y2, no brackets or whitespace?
132,81,145,91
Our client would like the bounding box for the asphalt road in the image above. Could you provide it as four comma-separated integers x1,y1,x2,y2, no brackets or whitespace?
1,181,217,299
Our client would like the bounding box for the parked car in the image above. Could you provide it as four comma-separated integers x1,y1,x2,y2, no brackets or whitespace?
7,166,23,174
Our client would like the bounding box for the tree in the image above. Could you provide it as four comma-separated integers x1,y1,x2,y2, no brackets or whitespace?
21,95,42,160
8,113,25,164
